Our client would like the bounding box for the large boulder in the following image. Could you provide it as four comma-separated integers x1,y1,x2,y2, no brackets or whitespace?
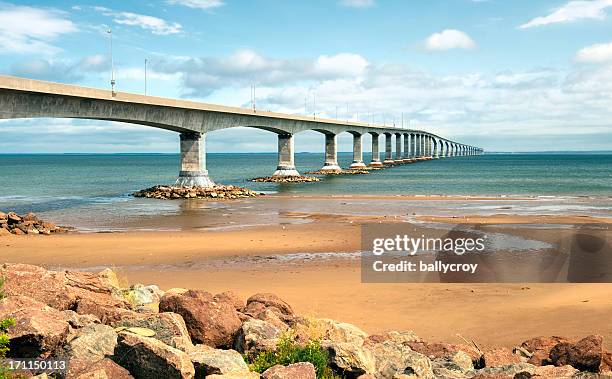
328,341,376,377
0,295,69,358
368,340,434,379
114,331,195,379
520,336,570,366
262,362,316,379
407,341,481,363
481,348,522,368
64,323,118,361
245,293,294,323
432,350,473,374
214,291,245,311
0,264,131,319
233,319,283,357
467,363,536,378
75,297,140,326
549,335,608,373
159,290,241,348
117,312,193,352
206,373,260,379
320,319,368,346
532,364,579,378
122,284,164,307
188,344,250,378
66,358,133,379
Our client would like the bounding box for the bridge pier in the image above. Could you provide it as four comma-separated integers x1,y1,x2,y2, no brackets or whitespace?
394,133,402,162
433,138,439,159
410,134,416,159
383,133,395,165
369,133,383,167
349,133,366,169
272,133,300,177
402,134,410,162
321,133,341,171
175,132,215,188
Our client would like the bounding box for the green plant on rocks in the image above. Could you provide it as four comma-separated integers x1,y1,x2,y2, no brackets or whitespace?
0,276,15,379
248,333,342,379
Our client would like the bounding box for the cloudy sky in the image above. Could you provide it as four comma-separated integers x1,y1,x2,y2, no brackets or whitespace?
1,0,612,153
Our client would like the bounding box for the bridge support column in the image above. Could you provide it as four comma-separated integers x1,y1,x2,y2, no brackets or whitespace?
273,133,300,177
175,132,215,188
369,134,383,167
433,139,439,159
321,133,342,171
402,134,410,162
410,134,416,159
394,133,402,162
349,133,366,169
383,133,395,164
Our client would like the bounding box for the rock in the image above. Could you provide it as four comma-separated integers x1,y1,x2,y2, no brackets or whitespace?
75,297,140,326
233,319,283,357
532,364,579,377
133,185,262,200
0,264,131,315
327,341,376,377
117,312,193,352
214,291,245,311
319,318,368,345
122,284,164,307
549,335,606,372
468,363,536,378
114,331,195,379
64,323,117,361
159,290,241,348
262,362,316,379
407,341,481,362
0,295,69,358
369,339,434,379
188,344,250,377
251,176,320,183
520,336,570,366
482,348,522,367
432,350,474,373
66,358,134,379
62,310,101,329
246,293,294,317
206,372,260,379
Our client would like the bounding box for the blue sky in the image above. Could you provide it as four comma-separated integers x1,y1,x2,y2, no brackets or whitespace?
1,0,612,152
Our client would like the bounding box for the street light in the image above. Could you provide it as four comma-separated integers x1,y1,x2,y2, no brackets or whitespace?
144,58,148,96
107,29,115,95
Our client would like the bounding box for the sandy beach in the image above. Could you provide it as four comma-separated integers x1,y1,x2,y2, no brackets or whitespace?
2,198,611,349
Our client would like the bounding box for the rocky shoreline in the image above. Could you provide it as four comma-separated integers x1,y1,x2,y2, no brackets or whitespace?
0,263,610,379
304,170,370,175
251,176,321,183
133,185,263,200
0,212,71,236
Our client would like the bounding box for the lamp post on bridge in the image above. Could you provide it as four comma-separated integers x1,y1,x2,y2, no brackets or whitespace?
107,29,115,96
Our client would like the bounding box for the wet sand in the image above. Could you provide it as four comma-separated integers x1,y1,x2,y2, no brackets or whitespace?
2,203,612,348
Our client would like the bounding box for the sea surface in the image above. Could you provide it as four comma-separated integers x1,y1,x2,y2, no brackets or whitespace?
0,153,611,230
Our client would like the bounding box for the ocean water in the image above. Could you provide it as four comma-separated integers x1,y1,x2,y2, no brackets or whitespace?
0,153,611,226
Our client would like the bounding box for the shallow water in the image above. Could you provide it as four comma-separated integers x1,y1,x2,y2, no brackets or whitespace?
0,153,610,230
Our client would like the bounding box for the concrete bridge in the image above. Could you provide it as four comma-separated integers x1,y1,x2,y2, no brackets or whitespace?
0,75,483,187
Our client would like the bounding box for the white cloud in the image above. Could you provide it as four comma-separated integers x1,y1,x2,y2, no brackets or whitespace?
166,0,224,10
96,7,182,35
155,50,371,96
339,0,375,8
519,0,612,29
575,42,612,63
424,29,476,51
0,4,77,54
